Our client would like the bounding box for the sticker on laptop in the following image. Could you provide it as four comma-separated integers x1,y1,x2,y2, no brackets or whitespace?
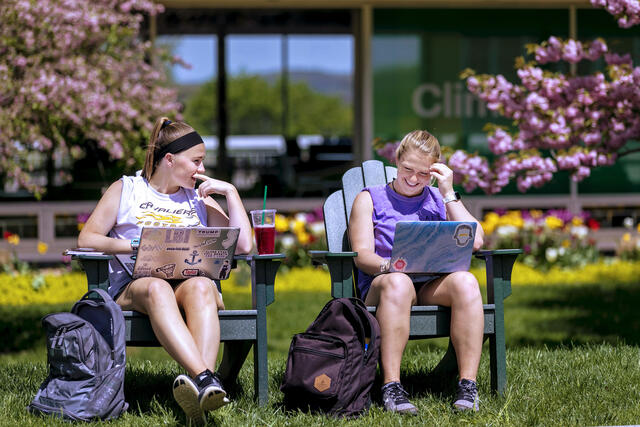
184,250,202,265
453,224,474,247
182,268,200,276
392,257,407,272
196,229,222,237
222,229,239,249
156,263,176,277
194,238,217,248
203,249,230,259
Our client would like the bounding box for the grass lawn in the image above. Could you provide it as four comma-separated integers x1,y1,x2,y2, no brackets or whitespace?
2,281,640,426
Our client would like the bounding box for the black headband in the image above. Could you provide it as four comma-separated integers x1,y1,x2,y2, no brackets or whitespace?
154,131,204,163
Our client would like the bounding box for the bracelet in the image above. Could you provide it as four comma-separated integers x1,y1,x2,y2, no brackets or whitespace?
380,259,390,274
130,238,140,250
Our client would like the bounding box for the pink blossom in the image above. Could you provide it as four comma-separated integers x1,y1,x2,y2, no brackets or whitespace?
0,0,179,196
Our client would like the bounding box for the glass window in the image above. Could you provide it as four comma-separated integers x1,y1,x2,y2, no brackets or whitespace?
0,216,38,239
373,9,570,194
55,214,80,238
157,34,218,137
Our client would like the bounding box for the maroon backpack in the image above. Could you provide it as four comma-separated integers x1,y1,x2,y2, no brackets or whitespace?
280,297,381,418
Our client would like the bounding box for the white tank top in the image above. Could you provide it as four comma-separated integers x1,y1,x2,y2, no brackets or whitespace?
107,174,208,297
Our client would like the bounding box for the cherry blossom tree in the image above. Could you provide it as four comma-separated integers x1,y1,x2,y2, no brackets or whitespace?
405,0,640,194
0,0,181,197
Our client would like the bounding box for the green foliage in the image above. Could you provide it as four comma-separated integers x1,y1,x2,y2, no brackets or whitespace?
0,272,86,306
3,283,640,425
0,303,71,353
183,74,352,136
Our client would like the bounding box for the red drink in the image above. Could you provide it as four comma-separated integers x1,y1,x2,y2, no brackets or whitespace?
254,225,275,254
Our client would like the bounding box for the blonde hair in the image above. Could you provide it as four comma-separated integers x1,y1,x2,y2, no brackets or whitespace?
142,117,196,180
395,130,441,163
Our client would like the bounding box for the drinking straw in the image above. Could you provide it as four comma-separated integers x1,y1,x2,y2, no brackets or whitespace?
261,185,267,225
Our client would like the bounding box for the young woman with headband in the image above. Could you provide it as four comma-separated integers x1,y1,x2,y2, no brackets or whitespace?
78,117,252,423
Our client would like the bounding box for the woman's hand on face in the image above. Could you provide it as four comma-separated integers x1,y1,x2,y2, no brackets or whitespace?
193,173,235,198
429,163,455,197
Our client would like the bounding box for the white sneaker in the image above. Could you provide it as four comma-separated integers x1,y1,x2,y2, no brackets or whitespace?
173,374,205,425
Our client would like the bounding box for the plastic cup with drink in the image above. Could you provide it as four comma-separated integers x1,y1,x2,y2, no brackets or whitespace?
250,209,276,254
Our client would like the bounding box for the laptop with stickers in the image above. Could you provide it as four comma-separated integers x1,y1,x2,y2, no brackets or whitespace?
115,226,239,281
389,221,477,274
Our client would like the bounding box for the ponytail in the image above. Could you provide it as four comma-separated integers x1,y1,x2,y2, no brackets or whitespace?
143,117,196,180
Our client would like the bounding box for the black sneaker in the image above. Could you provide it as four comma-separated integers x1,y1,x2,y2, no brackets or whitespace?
453,378,479,411
173,374,205,425
195,369,230,412
381,382,418,415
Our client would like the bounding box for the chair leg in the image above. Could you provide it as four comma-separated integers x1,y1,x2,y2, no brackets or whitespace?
253,336,268,405
426,338,458,393
218,341,253,391
489,331,507,395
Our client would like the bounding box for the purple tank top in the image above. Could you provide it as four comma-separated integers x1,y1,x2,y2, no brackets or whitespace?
355,183,446,298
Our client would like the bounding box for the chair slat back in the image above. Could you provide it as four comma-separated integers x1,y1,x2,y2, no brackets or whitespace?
324,160,396,252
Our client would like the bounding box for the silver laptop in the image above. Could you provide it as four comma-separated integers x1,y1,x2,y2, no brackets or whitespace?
389,221,476,274
116,227,239,281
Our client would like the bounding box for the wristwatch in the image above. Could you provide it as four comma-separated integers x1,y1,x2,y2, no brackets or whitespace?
443,191,461,204
130,238,140,250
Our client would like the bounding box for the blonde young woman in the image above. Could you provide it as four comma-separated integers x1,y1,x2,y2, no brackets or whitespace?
348,130,485,414
78,118,252,423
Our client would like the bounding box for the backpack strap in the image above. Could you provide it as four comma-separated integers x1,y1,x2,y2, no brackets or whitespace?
81,288,114,303
348,298,379,362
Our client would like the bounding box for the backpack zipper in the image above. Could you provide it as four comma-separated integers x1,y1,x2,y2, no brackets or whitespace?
294,347,345,359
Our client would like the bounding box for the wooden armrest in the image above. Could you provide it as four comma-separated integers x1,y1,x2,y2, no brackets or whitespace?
234,253,286,308
309,250,357,298
475,249,523,258
309,250,357,266
475,248,522,302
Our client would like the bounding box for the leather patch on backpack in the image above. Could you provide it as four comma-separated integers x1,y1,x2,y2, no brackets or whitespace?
314,374,331,392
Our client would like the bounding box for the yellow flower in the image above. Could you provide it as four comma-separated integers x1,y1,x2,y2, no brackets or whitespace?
77,223,85,231
571,217,583,226
623,232,631,242
545,216,563,230
37,241,49,254
562,239,571,248
637,223,640,234
7,234,20,245
483,212,500,223
296,231,311,245
530,210,543,219
275,214,289,233
292,219,306,234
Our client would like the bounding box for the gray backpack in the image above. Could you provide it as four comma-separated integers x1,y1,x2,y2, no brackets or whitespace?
28,288,128,421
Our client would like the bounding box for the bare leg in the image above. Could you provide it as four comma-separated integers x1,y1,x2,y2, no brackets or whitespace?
417,271,484,381
174,277,224,372
365,273,416,384
117,277,208,377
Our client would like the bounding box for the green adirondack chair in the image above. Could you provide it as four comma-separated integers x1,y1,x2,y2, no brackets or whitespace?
310,160,521,395
73,252,285,405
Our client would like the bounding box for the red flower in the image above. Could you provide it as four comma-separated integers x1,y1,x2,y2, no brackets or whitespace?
587,218,600,231
3,231,13,240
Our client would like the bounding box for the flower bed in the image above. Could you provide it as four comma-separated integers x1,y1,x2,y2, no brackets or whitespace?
480,209,600,270
3,261,639,306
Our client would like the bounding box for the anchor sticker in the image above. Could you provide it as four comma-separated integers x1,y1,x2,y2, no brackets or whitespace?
185,250,202,265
